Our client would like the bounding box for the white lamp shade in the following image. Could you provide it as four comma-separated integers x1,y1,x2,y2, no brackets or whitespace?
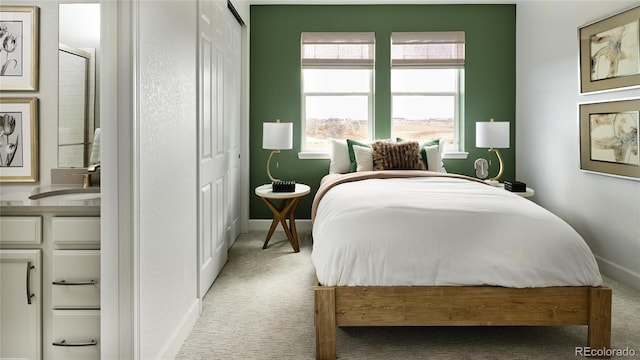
263,122,293,150
476,121,510,148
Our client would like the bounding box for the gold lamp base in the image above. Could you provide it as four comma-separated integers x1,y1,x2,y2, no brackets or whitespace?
486,147,504,186
266,149,280,183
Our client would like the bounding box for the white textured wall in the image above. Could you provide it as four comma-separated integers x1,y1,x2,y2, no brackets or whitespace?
137,1,199,358
516,1,640,289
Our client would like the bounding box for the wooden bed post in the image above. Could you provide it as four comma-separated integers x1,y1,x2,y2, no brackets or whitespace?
588,287,612,357
315,286,336,360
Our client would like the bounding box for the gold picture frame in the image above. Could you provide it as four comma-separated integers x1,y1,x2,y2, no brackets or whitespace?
579,99,640,180
0,6,39,91
579,5,640,93
0,97,38,182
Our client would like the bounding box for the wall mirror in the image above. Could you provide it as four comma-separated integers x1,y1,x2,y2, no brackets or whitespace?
58,3,100,168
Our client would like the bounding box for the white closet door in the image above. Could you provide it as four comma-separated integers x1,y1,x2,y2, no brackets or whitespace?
198,0,242,297
225,3,242,245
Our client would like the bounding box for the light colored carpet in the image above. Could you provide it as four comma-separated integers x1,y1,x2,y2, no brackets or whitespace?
176,232,640,359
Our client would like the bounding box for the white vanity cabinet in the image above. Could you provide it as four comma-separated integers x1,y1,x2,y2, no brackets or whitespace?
0,213,100,360
50,217,101,359
0,249,42,360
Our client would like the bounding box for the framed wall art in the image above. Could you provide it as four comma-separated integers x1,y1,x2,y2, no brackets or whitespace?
0,97,38,182
579,5,640,93
580,99,640,180
0,6,39,91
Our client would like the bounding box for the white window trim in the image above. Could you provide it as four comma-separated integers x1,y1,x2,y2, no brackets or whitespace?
301,69,374,152
390,69,463,151
297,151,468,160
301,32,375,153
390,31,466,153
299,31,469,158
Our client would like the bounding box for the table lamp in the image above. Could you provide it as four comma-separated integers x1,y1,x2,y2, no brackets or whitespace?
263,119,293,182
476,118,510,186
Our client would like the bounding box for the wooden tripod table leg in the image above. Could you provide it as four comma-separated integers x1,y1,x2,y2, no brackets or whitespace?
287,197,301,252
260,196,301,252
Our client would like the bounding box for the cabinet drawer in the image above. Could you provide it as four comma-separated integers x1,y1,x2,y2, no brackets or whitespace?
0,216,42,245
52,250,100,308
52,217,100,246
51,309,100,360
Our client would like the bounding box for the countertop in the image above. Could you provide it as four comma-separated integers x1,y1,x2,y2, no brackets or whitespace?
0,185,101,215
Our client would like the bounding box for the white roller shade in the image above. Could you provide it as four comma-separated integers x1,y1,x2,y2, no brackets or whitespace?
391,31,465,68
301,32,375,68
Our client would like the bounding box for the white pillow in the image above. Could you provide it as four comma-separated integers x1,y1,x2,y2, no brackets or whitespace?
328,139,350,174
437,138,446,162
424,140,447,172
437,138,447,172
352,144,373,171
423,144,441,172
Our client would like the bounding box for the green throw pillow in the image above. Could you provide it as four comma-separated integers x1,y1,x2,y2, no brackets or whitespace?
346,139,370,172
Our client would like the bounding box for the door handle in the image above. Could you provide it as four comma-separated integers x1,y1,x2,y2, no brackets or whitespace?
52,279,96,286
52,339,97,347
26,261,35,305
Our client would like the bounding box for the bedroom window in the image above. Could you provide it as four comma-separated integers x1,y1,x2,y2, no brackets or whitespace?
391,32,465,152
301,32,375,152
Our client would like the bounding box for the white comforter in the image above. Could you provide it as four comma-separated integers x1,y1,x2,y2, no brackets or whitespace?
311,174,603,287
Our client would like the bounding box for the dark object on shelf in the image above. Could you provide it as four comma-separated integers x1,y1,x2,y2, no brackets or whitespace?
272,180,296,193
504,180,526,192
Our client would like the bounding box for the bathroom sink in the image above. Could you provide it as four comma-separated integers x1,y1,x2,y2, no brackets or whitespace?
32,192,101,201
28,188,101,201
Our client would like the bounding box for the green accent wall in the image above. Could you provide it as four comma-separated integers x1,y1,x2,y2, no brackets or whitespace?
250,4,516,220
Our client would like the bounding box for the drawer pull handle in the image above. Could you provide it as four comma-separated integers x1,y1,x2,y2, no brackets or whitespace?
52,279,96,286
52,339,97,347
26,261,35,305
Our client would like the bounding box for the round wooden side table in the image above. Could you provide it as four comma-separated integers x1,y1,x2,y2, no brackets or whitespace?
254,183,311,253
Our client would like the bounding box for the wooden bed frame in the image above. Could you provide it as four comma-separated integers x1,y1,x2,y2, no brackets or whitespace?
312,172,612,358
314,281,612,359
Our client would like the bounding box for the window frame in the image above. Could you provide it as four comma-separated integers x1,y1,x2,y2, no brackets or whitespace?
390,68,464,152
300,32,376,153
390,31,466,154
298,31,469,159
301,69,374,153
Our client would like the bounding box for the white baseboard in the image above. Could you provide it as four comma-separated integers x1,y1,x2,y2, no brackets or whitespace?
595,255,640,291
154,298,200,359
249,219,312,232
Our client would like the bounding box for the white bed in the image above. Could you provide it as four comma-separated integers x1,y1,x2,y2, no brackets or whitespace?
310,170,611,360
312,171,603,288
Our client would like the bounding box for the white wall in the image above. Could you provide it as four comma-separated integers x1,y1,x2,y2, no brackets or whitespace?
516,1,640,289
137,1,199,358
102,1,251,358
